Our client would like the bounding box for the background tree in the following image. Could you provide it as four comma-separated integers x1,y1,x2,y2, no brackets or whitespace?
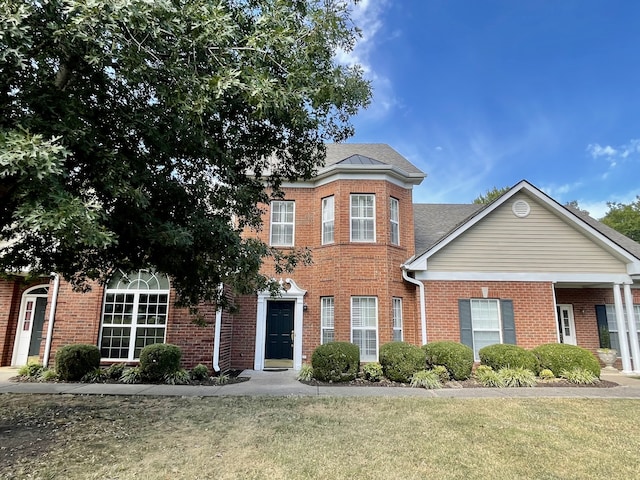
473,186,511,204
0,0,370,306
600,197,640,243
564,200,590,216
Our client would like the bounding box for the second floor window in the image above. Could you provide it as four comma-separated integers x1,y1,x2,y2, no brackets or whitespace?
270,201,295,246
322,196,334,244
390,197,399,245
351,194,375,242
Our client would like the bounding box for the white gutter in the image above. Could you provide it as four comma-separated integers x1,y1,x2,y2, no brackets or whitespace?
402,267,427,345
42,273,60,368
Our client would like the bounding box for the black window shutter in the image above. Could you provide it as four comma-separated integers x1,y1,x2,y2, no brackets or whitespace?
595,305,609,348
501,300,516,344
459,299,473,349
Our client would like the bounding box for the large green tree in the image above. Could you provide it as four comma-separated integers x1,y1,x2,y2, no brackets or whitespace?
0,0,370,305
600,197,640,243
472,185,510,204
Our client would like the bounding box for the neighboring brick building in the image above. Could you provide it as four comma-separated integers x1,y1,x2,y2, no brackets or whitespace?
2,144,640,373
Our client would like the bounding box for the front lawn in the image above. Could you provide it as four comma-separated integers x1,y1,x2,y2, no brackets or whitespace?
1,395,638,479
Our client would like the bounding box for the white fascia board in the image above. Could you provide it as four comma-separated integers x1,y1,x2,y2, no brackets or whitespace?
406,180,640,270
413,270,633,284
279,171,423,190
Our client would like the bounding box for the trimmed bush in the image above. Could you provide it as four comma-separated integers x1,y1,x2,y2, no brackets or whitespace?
422,341,474,380
139,343,182,381
532,343,600,378
311,342,360,382
55,344,100,381
361,362,383,382
190,364,210,381
479,344,539,373
539,368,555,380
379,342,426,383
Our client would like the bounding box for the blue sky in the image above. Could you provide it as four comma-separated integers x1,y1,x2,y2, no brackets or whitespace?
341,0,640,218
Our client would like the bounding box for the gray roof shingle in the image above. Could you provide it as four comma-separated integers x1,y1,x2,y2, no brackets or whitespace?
413,203,484,254
323,143,425,176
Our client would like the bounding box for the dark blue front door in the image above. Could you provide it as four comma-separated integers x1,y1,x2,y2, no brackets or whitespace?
265,301,294,360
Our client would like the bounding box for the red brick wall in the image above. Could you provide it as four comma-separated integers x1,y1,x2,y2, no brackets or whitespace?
424,280,559,348
231,179,418,367
0,279,21,365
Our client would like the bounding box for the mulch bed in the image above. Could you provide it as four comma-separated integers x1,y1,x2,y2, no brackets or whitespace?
302,377,619,389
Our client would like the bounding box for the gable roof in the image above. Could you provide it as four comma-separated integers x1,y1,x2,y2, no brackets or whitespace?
409,180,640,274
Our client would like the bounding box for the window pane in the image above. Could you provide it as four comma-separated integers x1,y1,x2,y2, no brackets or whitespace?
322,197,334,244
322,329,335,344
473,331,501,353
470,299,500,329
271,201,295,246
390,198,399,245
351,195,375,242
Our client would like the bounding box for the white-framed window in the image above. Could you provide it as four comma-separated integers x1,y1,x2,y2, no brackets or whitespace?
605,304,640,353
351,296,378,361
470,299,502,360
350,194,375,242
99,270,170,361
390,197,399,245
321,297,335,344
270,200,295,246
322,196,334,245
392,297,403,341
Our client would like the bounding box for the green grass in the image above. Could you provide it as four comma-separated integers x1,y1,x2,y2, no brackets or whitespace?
1,394,639,479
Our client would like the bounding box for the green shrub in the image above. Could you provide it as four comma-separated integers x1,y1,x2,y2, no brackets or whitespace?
311,342,360,383
190,364,210,381
55,344,101,381
164,368,191,385
410,370,442,389
213,373,230,385
361,362,383,382
479,344,539,373
106,363,126,380
475,367,505,387
498,367,537,387
432,365,450,383
296,364,314,382
379,342,426,383
139,343,182,381
423,341,474,380
81,368,107,383
532,343,600,378
18,362,43,378
39,368,58,382
121,367,143,384
539,368,555,380
561,368,598,385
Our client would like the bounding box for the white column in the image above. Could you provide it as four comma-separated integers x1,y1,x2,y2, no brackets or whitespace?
624,284,640,374
613,284,632,373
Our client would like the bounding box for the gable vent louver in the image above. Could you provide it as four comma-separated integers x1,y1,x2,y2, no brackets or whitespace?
512,200,531,218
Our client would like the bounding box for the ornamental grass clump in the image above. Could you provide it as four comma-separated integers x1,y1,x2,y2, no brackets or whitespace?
479,344,539,373
296,364,314,382
55,344,101,381
410,369,442,389
498,367,537,387
560,368,598,385
311,342,360,382
474,365,505,387
532,343,600,378
423,341,474,380
379,342,426,382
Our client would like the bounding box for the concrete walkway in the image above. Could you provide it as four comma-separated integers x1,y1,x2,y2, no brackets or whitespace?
2,366,640,398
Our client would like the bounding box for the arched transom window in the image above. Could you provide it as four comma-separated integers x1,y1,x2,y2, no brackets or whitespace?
99,270,170,361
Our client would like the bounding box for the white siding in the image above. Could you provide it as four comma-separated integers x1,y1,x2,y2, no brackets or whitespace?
428,193,628,273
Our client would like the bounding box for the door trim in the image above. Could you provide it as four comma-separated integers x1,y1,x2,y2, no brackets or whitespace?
12,285,49,366
556,304,577,346
254,278,306,371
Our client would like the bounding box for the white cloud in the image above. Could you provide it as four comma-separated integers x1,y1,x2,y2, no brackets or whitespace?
335,0,397,119
540,181,583,198
587,143,618,158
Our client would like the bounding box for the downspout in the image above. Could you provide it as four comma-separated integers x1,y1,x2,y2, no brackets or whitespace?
212,283,224,373
42,273,60,368
402,267,427,345
212,307,222,373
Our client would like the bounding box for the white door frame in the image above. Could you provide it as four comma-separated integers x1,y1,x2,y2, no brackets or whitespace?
254,278,306,371
11,285,49,366
557,304,577,346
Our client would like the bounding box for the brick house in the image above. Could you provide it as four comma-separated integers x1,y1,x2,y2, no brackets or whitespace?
2,144,640,373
